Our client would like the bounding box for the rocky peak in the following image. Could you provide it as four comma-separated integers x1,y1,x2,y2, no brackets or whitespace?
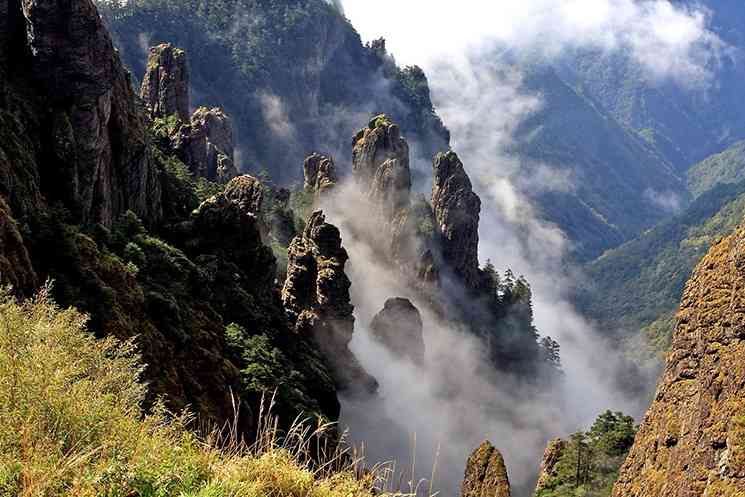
612,224,745,496
173,106,238,183
432,151,483,290
461,441,511,497
282,211,377,394
353,114,411,214
534,439,567,494
141,43,190,122
303,153,338,198
223,175,264,217
370,298,425,365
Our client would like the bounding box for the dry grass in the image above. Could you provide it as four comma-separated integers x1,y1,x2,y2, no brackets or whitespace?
0,285,426,497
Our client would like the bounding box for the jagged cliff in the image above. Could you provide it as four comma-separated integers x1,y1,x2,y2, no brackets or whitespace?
612,224,745,496
141,43,190,122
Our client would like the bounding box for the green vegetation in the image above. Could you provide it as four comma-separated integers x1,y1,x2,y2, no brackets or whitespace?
0,288,390,497
687,140,745,198
578,177,745,356
536,411,636,497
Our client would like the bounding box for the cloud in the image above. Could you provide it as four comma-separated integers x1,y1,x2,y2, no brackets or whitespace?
342,0,725,86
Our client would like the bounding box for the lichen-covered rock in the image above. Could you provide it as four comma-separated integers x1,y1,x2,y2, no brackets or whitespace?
0,197,37,293
140,43,190,122
223,175,265,217
17,0,162,226
174,107,238,183
535,439,567,494
282,210,377,394
432,151,483,290
461,441,511,497
303,153,337,198
370,298,425,365
612,225,745,497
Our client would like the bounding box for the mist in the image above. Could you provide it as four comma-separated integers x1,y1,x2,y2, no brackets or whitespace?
313,1,726,496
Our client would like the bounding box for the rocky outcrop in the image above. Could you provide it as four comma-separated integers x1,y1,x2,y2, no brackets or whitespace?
303,153,337,198
432,151,483,290
17,0,162,226
173,107,238,183
461,441,511,497
353,114,411,217
223,175,265,219
141,43,190,122
0,197,37,292
612,225,745,497
535,439,566,494
282,210,377,394
370,298,425,365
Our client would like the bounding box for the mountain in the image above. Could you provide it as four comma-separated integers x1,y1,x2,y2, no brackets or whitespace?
612,220,745,496
555,0,745,172
511,64,686,261
97,0,449,184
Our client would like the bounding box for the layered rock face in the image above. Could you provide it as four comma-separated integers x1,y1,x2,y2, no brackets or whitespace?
141,43,190,122
534,439,567,494
282,211,377,394
461,441,512,497
370,298,425,365
173,107,238,183
612,224,745,496
9,0,162,226
432,151,483,291
303,153,338,198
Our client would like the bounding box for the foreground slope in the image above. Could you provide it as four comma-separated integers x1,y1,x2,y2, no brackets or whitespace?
612,222,745,496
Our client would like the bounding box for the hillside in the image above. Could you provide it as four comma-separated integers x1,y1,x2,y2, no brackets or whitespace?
512,64,686,261
577,176,745,353
555,0,745,172
97,0,449,184
687,139,745,197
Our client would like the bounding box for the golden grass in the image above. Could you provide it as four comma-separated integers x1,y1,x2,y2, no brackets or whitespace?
0,285,423,497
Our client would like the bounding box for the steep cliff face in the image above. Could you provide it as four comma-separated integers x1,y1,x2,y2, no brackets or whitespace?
140,43,190,122
461,441,512,497
282,210,377,395
12,0,161,227
612,224,745,496
370,297,425,365
432,151,483,291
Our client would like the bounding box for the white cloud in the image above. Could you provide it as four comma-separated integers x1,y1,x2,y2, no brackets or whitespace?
342,0,724,85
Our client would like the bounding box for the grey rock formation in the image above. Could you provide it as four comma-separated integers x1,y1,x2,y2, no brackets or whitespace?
370,298,425,365
14,0,162,226
461,441,511,497
282,210,377,394
432,151,483,290
303,153,338,198
140,43,190,122
174,107,238,183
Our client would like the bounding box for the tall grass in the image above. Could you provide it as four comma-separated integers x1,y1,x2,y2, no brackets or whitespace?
0,285,425,497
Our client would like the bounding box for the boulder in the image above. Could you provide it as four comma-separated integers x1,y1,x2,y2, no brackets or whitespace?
370,297,425,365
